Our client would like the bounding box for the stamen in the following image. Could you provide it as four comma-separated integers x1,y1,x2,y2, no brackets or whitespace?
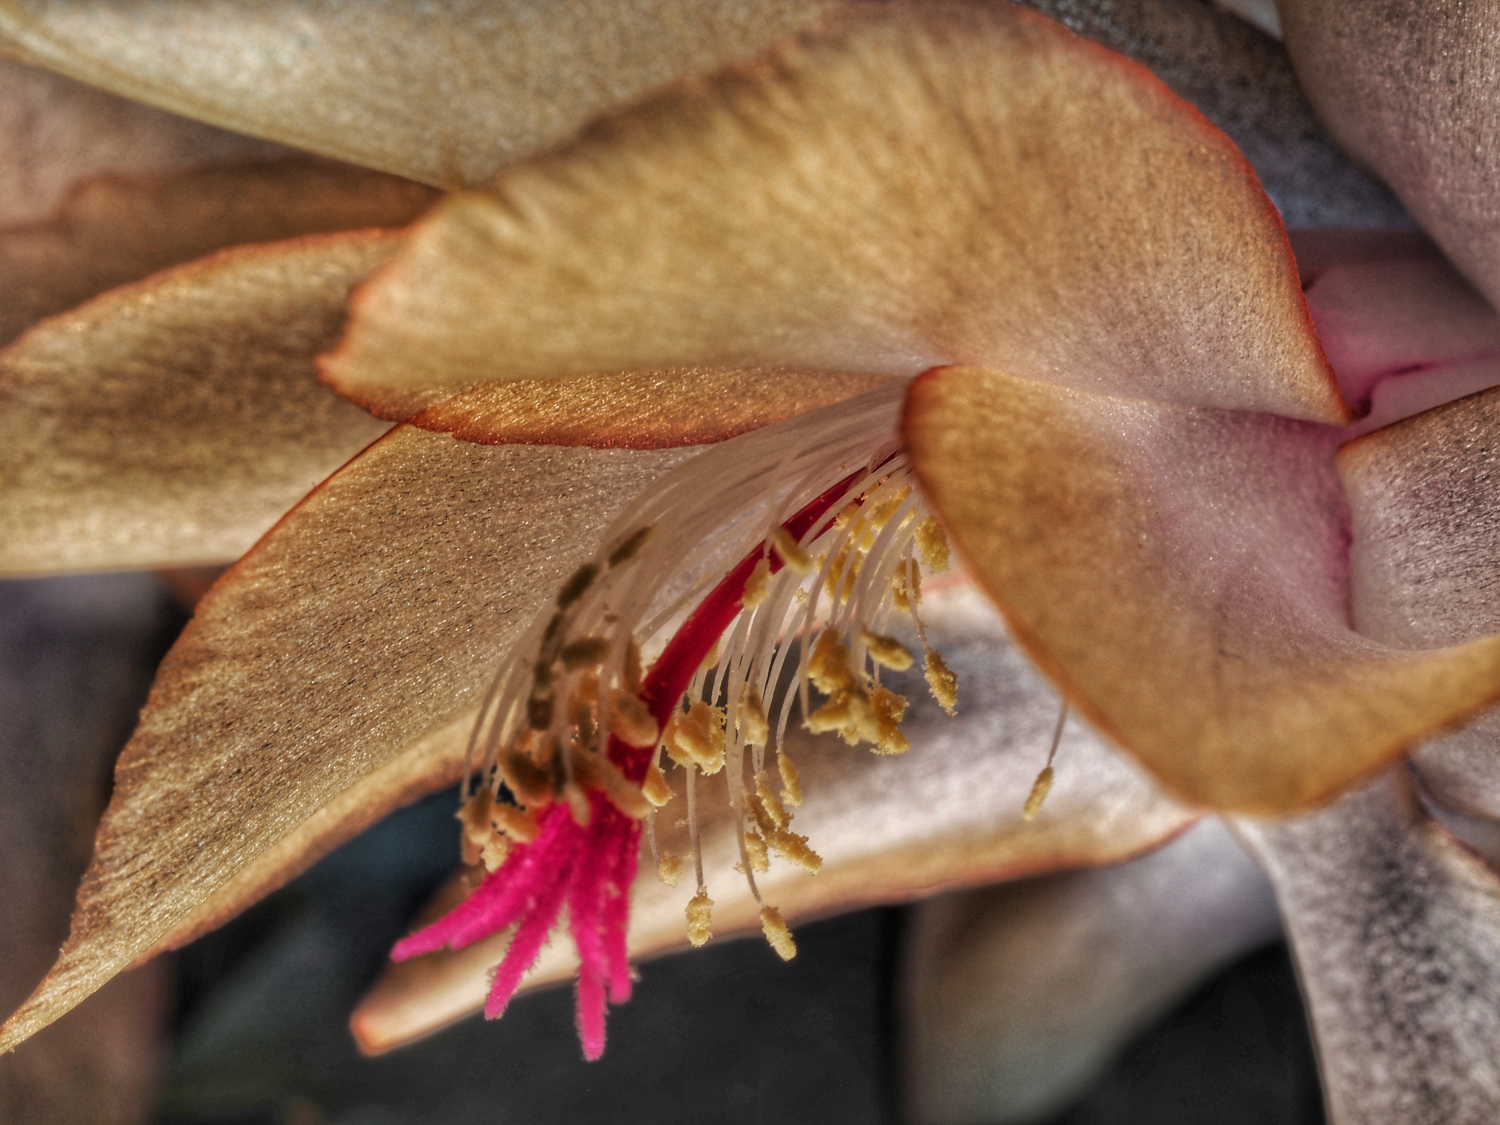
397,385,974,1058
1025,702,1069,821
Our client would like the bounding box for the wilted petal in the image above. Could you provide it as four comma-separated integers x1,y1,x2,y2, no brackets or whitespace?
0,429,688,1051
1342,387,1500,820
327,3,1342,433
0,0,833,188
1277,1,1500,308
0,55,289,226
901,818,1279,1125
0,234,398,575
0,158,437,350
1236,770,1500,1124
0,576,175,1124
349,586,1196,1053
902,365,1500,813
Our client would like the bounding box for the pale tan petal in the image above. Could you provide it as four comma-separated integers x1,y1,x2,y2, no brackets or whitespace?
0,234,399,576
1236,770,1500,1125
0,0,834,188
0,54,289,226
326,3,1343,431
0,158,437,351
1277,1,1500,309
0,430,690,1052
0,575,174,1124
901,818,1279,1125
902,365,1500,813
349,586,1197,1053
1341,387,1500,821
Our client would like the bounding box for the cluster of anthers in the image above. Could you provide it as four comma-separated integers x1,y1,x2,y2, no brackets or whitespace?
393,389,980,1058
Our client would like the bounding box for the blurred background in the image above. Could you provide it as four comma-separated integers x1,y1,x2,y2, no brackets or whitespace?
1,573,1324,1125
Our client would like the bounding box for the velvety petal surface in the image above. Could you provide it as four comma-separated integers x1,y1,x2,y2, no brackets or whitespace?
0,0,833,188
1341,387,1500,821
0,576,174,1124
0,54,288,225
0,430,689,1051
326,2,1342,432
349,585,1196,1053
901,818,1279,1125
902,365,1500,813
1236,770,1500,1125
1278,0,1500,308
0,234,398,575
0,158,437,350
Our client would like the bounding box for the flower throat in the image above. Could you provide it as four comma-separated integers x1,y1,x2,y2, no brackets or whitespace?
392,385,960,1058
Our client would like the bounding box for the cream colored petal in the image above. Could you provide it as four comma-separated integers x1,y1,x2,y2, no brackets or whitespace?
0,430,690,1052
903,365,1500,813
0,0,834,188
1236,770,1500,1124
0,576,173,1124
901,818,1279,1125
326,3,1342,428
1278,1,1500,310
0,54,289,226
1341,387,1500,821
349,585,1197,1054
0,158,437,351
0,234,400,576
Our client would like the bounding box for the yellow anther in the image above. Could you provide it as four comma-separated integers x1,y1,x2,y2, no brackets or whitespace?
526,691,554,731
925,650,958,716
492,802,542,843
871,686,910,755
642,763,673,808
770,526,812,575
808,630,857,694
807,690,879,746
657,852,682,887
700,639,720,674
1024,766,1054,821
687,889,715,947
915,516,950,573
742,557,772,610
870,486,912,528
499,747,552,808
457,789,495,865
742,827,771,874
794,587,809,606
570,696,595,743
560,635,610,671
892,565,922,613
824,544,862,603
739,687,770,747
570,743,652,819
778,752,803,807
609,690,660,748
755,776,790,831
769,827,823,873
760,906,798,961
574,669,599,705
860,628,914,672
665,702,725,774
480,833,511,873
